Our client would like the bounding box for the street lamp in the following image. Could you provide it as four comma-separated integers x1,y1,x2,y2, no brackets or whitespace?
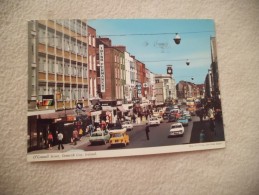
174,33,181,45
186,59,190,66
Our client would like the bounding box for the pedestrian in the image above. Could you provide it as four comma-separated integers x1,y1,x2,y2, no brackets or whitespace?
145,123,150,140
72,128,78,145
198,108,203,123
47,132,53,150
132,114,136,124
209,118,216,136
208,107,215,120
57,131,64,150
79,128,83,140
200,130,205,142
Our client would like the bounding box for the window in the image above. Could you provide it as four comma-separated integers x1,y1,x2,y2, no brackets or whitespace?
48,87,54,95
93,56,96,71
73,66,77,76
83,67,87,78
48,31,55,47
48,59,54,73
56,34,62,49
65,87,70,100
88,34,92,46
92,36,95,47
58,61,63,74
94,78,96,97
38,57,45,72
77,66,82,77
90,78,93,96
78,88,82,99
64,38,69,51
38,86,43,96
89,55,92,70
38,28,46,44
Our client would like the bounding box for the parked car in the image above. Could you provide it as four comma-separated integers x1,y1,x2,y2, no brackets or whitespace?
177,116,189,126
153,112,160,117
122,121,133,131
148,117,160,126
157,115,164,123
109,128,129,147
162,107,173,120
168,114,177,122
183,111,192,121
168,123,184,137
89,130,110,145
170,109,181,119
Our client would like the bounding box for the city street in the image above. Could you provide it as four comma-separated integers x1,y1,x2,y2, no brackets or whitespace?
77,115,205,152
28,112,224,155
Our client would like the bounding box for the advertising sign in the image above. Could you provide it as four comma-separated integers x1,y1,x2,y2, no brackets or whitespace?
99,44,105,92
42,95,54,106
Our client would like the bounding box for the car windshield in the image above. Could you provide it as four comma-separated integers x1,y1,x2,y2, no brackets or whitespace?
109,126,122,130
111,133,123,138
91,132,103,137
172,125,182,128
179,117,186,120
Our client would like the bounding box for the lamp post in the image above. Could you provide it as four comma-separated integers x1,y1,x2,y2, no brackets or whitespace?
186,59,190,66
173,33,181,45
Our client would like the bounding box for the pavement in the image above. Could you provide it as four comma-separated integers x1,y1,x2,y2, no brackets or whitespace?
189,117,225,143
28,121,147,154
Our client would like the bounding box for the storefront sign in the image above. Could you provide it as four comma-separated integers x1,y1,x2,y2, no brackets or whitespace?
67,115,75,121
99,44,105,92
42,95,54,106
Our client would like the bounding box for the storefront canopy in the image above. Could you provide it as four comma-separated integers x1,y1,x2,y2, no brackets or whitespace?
117,106,127,112
39,109,76,119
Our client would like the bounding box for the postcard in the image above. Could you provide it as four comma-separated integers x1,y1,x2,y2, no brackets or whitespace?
27,19,225,162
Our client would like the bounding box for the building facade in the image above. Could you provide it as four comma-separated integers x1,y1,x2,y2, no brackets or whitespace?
28,19,88,112
88,26,98,102
27,19,88,151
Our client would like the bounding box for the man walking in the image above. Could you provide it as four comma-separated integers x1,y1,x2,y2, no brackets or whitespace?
72,128,79,145
57,131,64,150
145,123,150,140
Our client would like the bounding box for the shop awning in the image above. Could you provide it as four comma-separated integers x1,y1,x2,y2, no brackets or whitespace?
117,106,126,112
102,106,115,112
39,109,76,119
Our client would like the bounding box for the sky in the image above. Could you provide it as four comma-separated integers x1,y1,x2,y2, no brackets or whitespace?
88,19,216,84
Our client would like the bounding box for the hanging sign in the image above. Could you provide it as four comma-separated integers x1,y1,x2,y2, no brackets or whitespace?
99,44,105,92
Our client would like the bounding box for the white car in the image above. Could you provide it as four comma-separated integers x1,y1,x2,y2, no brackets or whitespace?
156,115,164,123
148,117,160,126
168,122,184,137
152,112,159,117
122,121,133,131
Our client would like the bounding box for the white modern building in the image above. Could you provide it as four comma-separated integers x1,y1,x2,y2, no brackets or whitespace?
154,74,177,104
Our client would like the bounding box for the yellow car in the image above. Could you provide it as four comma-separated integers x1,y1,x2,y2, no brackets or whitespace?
109,128,129,147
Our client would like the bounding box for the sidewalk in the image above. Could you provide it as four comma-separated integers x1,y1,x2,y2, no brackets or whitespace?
189,118,225,143
28,135,90,154
29,122,146,155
